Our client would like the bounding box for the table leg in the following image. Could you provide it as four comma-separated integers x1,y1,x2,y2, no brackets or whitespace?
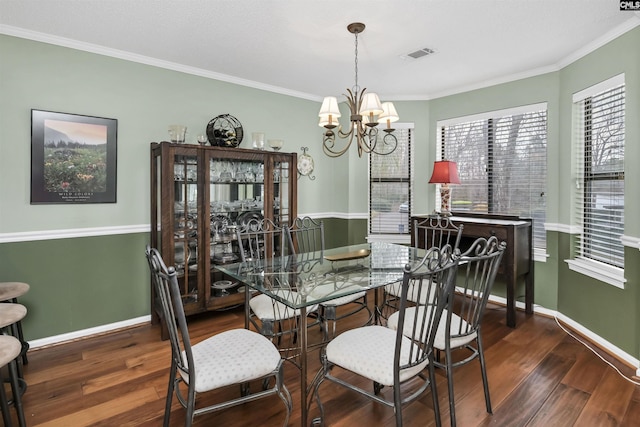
244,287,250,330
300,305,308,427
506,273,515,328
374,287,383,325
525,270,534,315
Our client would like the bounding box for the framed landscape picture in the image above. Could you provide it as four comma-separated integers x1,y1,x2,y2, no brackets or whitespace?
31,110,117,204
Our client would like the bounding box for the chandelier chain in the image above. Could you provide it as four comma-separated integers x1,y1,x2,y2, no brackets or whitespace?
353,29,359,94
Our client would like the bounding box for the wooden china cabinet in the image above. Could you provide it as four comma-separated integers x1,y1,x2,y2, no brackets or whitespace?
150,142,297,338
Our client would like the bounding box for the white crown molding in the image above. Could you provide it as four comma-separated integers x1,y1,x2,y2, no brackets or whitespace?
0,224,149,243
426,16,640,101
557,15,640,69
4,15,639,104
0,25,322,102
429,64,560,100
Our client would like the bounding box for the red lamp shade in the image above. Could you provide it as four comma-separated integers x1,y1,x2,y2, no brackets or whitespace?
428,160,461,184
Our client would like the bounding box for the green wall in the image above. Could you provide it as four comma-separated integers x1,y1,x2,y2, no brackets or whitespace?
554,27,640,357
321,217,367,248
0,34,337,231
427,26,640,358
0,233,149,339
1,25,639,364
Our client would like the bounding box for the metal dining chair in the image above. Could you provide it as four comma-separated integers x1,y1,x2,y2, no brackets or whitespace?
145,246,292,427
434,236,506,426
285,216,372,340
235,217,318,363
387,236,506,426
312,244,460,427
381,215,464,321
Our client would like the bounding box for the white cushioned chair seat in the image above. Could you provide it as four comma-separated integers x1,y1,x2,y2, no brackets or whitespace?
388,308,478,350
321,291,366,307
249,292,317,321
180,328,282,393
325,325,428,386
310,283,366,307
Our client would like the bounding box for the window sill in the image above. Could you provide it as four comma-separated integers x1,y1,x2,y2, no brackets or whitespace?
565,258,626,289
534,248,548,263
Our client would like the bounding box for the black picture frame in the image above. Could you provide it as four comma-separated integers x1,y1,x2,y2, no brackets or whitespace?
30,110,117,204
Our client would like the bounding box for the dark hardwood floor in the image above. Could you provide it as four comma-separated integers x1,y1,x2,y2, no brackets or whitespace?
13,299,640,426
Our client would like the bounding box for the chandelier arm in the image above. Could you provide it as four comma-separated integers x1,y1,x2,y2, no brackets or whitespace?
371,131,398,155
355,125,378,155
338,125,354,140
322,129,353,157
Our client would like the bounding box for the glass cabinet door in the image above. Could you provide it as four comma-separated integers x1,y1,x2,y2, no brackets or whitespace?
208,156,266,306
271,157,291,228
173,153,199,306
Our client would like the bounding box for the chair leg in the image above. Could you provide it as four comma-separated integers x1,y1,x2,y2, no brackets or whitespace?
275,363,292,427
445,346,457,427
185,382,196,427
163,361,177,427
428,359,442,427
373,381,384,394
312,352,330,427
393,377,403,427
8,359,26,427
477,335,492,413
0,371,13,427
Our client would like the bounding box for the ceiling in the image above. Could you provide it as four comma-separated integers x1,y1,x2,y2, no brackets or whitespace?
1,1,639,101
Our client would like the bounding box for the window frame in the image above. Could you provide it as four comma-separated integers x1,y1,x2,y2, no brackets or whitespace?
436,103,548,261
368,123,414,244
566,74,626,289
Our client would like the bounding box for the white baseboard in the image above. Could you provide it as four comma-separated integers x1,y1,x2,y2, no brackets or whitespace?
487,294,640,377
28,315,151,349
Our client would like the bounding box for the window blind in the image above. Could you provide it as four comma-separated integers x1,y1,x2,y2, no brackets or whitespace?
574,79,625,268
439,106,548,251
369,126,413,235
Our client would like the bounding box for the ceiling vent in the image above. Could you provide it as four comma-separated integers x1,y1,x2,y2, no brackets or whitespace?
403,47,436,60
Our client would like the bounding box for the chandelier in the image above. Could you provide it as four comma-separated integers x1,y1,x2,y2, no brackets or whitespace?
318,22,399,157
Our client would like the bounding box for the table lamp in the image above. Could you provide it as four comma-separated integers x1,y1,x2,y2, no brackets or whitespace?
428,160,460,216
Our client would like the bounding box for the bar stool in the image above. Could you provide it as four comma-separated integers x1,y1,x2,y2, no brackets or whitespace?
0,304,27,382
0,335,26,426
0,282,29,365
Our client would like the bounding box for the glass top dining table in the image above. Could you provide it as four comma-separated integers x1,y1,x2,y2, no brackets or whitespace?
216,241,426,427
